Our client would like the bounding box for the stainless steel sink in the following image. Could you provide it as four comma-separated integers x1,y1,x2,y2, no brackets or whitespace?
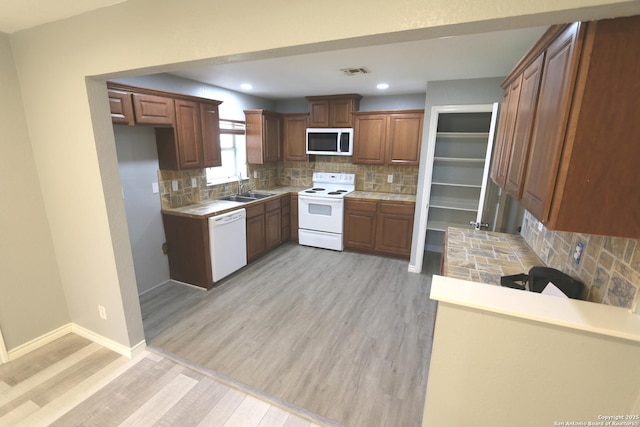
218,195,257,203
238,191,274,199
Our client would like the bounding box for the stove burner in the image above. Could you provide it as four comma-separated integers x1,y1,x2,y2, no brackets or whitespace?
336,190,347,193
304,190,316,193
327,192,341,195
311,187,325,191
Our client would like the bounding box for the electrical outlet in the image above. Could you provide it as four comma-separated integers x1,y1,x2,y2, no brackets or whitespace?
573,241,584,265
387,174,393,183
171,180,179,191
98,305,107,320
537,221,543,232
152,182,159,194
254,170,258,179
191,177,197,188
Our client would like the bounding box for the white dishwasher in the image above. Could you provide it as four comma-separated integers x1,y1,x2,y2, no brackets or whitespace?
208,208,247,282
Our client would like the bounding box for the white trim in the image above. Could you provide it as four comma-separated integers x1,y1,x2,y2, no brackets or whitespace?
137,279,172,297
71,324,146,359
409,104,497,274
0,325,9,364
5,323,146,362
7,323,73,361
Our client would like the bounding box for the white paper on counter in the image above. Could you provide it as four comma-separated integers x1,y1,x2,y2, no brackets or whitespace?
541,282,569,298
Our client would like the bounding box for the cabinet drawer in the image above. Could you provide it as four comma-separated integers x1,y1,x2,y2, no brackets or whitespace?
265,199,281,212
246,203,265,218
345,199,377,213
379,202,414,216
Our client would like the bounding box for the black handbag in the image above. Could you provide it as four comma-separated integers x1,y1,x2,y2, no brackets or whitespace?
501,266,584,300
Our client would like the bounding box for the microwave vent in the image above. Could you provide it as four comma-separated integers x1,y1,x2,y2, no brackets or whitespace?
340,67,370,76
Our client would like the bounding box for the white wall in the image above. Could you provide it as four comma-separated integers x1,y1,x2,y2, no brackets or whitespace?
6,0,640,351
0,34,69,351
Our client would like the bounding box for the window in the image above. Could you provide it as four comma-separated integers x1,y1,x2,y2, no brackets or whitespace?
205,119,247,185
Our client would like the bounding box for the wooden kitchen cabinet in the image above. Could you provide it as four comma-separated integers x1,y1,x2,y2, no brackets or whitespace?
353,110,424,166
162,213,212,290
107,82,222,170
290,194,298,241
245,109,282,164
108,89,134,125
265,198,282,251
492,16,640,238
306,94,361,128
490,77,522,187
283,113,309,161
344,198,415,258
246,203,267,263
155,99,222,170
281,196,291,242
132,92,175,126
344,199,377,250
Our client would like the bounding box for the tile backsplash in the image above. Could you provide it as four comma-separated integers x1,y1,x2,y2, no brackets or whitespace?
158,156,419,209
521,211,640,312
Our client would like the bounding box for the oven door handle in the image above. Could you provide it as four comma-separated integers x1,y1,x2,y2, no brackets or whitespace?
298,195,344,206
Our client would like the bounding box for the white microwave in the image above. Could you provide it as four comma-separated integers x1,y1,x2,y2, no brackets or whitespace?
306,128,353,156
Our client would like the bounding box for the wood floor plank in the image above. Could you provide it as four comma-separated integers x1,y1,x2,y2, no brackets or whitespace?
119,372,198,426
0,342,102,406
223,394,271,427
282,414,312,427
0,400,39,427
0,334,92,386
256,405,290,427
142,243,440,427
197,388,247,427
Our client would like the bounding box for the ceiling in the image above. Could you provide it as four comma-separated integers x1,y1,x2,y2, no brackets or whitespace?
0,0,127,33
170,26,548,100
0,0,546,99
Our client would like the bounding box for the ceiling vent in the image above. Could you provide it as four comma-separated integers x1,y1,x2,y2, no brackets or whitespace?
340,67,370,76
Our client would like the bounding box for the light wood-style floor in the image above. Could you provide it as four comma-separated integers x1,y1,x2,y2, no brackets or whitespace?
141,243,441,427
0,333,333,426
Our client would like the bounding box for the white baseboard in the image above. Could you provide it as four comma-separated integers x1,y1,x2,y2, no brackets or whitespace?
138,279,171,297
8,323,73,361
407,264,421,273
7,323,146,361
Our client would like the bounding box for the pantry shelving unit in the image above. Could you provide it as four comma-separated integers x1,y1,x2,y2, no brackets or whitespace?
423,105,498,252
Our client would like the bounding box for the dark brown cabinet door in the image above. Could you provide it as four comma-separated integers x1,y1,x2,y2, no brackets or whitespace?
132,93,175,126
491,78,522,187
108,89,134,125
353,114,387,165
521,23,580,222
344,200,377,250
374,203,414,258
200,102,222,168
245,110,282,164
291,195,298,241
280,196,291,242
174,99,203,169
283,113,309,161
386,112,424,166
330,98,355,128
265,201,282,251
308,99,330,127
504,54,544,199
162,214,212,289
246,214,266,263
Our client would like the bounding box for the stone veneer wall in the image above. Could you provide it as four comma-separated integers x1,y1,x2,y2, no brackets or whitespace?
521,211,640,312
158,156,419,209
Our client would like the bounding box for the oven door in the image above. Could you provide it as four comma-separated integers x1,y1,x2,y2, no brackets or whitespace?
298,195,344,234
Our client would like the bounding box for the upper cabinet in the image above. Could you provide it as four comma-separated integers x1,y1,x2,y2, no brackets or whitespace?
245,109,282,164
491,16,640,238
353,110,424,166
282,113,309,161
107,82,222,170
306,94,361,127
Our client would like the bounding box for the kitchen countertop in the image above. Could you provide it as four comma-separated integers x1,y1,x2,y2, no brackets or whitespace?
346,191,416,202
443,227,544,285
162,187,417,219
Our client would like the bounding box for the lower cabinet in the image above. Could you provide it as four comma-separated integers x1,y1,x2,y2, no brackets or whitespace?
344,198,415,258
246,195,288,263
162,213,212,290
290,195,298,241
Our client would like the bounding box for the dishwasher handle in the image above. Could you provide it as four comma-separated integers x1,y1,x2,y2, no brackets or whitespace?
211,208,246,227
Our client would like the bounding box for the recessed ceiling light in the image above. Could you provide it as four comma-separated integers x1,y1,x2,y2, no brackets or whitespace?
377,83,389,90
241,83,253,90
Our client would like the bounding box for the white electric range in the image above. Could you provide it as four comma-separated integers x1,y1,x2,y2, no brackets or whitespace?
298,172,355,251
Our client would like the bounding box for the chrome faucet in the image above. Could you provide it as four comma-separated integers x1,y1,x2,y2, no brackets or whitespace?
237,173,244,195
